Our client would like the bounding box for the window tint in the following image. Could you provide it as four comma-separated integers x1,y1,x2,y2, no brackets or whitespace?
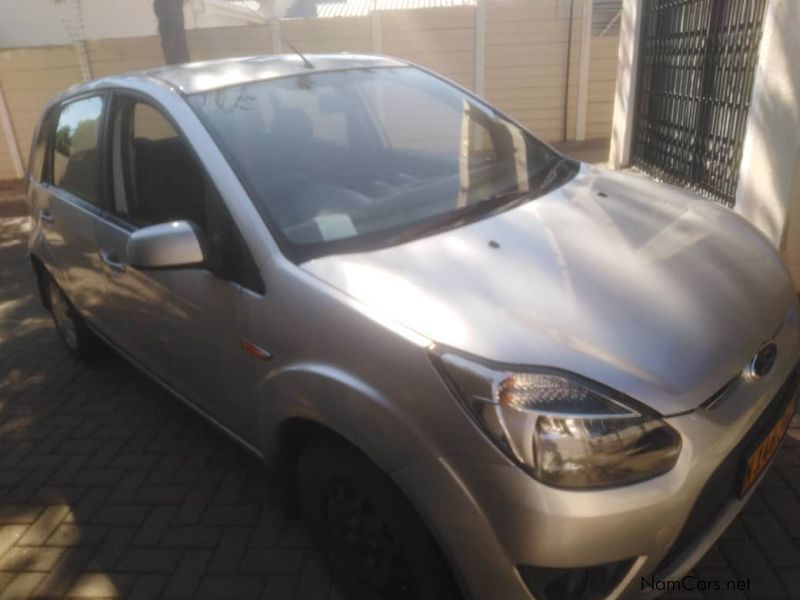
111,99,263,293
53,96,104,204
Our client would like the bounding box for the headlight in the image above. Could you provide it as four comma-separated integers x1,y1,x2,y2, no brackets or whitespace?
432,347,681,489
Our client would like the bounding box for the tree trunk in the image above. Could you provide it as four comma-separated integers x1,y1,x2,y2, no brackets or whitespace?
153,0,190,65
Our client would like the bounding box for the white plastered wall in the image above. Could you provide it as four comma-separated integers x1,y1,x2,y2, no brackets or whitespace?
735,0,800,287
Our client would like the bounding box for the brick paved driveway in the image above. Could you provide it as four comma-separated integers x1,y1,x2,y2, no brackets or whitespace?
1,204,800,599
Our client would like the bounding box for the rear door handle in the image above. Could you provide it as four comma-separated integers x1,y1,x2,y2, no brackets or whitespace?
100,250,126,273
39,209,55,226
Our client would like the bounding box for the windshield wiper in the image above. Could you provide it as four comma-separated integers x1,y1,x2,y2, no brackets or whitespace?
538,157,576,191
377,158,578,248
382,188,531,246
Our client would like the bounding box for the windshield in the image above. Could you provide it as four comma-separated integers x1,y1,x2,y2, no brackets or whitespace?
189,66,577,261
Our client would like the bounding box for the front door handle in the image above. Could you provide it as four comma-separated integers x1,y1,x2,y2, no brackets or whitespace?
100,250,126,273
39,208,55,226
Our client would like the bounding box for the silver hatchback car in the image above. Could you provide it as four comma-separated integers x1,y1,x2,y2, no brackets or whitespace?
26,54,799,600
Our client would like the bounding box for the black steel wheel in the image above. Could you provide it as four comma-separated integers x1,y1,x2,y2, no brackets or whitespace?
296,437,461,600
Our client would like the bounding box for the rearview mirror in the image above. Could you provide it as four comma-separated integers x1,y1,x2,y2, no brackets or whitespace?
127,221,207,269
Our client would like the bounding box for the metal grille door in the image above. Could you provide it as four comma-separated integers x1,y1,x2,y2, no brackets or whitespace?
632,0,767,206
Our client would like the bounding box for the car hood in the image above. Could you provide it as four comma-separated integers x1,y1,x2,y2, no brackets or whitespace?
301,165,797,414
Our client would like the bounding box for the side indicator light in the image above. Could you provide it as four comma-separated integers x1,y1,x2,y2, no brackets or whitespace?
240,338,273,361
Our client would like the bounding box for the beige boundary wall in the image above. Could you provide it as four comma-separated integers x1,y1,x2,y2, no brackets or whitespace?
0,0,619,182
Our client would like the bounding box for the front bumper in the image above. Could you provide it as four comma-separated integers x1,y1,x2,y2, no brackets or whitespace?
394,350,800,600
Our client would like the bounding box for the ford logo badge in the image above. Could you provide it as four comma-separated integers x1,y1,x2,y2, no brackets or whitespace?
748,342,778,380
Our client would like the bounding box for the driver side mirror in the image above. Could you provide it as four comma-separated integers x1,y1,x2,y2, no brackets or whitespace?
127,220,208,269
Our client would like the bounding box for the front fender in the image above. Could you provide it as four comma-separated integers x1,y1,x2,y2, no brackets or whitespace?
257,361,436,473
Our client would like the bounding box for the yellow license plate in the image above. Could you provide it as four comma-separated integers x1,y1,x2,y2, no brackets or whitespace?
739,398,796,496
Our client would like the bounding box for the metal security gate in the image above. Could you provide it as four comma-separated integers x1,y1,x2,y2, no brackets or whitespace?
632,0,767,206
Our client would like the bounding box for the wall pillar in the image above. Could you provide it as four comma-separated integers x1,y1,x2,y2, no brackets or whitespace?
0,83,24,179
371,1,382,54
608,0,643,168
575,0,593,141
474,0,486,97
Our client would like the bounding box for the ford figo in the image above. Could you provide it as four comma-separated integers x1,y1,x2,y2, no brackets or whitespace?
26,54,800,599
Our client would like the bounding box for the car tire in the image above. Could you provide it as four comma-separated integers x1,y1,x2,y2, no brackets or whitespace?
45,275,105,361
296,437,461,600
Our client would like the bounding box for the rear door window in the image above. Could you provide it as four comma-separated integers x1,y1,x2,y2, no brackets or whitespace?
52,96,105,205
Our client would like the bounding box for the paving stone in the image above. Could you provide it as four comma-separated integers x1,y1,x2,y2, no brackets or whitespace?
0,545,65,571
30,485,86,504
0,573,13,595
129,574,169,600
163,549,212,599
209,527,250,575
45,524,108,547
0,525,28,559
761,488,800,537
30,546,94,598
772,445,800,467
0,505,42,525
173,486,215,525
741,513,800,567
132,506,177,546
0,573,46,600
249,507,284,549
135,485,189,505
18,505,69,546
91,505,150,526
241,547,306,576
261,575,299,600
719,538,788,599
202,504,260,526
92,526,135,568
195,575,265,600
115,548,182,574
70,487,111,522
697,546,728,569
67,572,135,598
109,470,148,504
212,472,248,504
161,526,220,549
72,469,123,487
111,454,160,470
778,465,800,497
776,569,800,597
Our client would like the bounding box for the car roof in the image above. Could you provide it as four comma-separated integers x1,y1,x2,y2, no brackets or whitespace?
82,53,408,97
